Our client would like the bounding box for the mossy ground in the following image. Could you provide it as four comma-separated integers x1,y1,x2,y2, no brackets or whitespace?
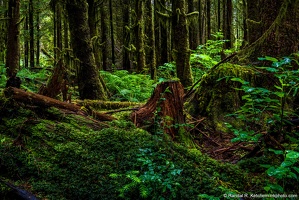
0,94,265,199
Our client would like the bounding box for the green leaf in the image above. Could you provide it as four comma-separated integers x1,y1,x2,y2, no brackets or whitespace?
258,56,278,62
230,77,249,85
292,167,299,174
286,150,299,159
265,67,279,72
281,160,294,167
269,149,284,155
274,92,285,98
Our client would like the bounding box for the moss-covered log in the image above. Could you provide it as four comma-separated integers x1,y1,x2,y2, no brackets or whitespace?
4,87,115,121
74,99,142,110
131,81,185,138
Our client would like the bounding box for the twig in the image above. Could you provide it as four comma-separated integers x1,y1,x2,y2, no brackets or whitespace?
194,127,221,146
213,141,242,154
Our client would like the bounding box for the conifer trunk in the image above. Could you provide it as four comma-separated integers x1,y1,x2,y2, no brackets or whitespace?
237,0,299,63
172,0,193,87
66,0,107,100
6,0,20,78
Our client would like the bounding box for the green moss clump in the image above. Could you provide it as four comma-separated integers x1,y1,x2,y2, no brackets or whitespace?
0,95,263,199
187,63,257,132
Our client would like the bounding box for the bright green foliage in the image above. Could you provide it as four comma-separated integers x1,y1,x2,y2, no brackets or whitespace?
226,56,299,143
0,64,7,89
191,32,227,68
225,56,299,194
100,70,155,102
0,65,50,92
110,148,183,199
16,68,51,92
157,62,177,81
261,149,299,193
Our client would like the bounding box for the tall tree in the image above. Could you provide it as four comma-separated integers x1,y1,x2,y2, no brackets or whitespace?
237,0,299,63
172,0,194,87
122,0,131,71
29,0,34,68
188,0,199,49
0,0,8,63
147,0,156,79
109,0,115,66
66,0,107,100
135,0,146,72
100,2,109,71
6,0,20,78
223,0,233,49
87,0,101,68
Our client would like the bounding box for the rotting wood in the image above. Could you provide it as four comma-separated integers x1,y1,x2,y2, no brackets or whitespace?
74,99,142,110
4,87,115,121
131,81,185,138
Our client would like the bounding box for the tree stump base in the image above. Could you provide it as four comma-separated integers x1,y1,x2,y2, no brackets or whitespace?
131,81,185,138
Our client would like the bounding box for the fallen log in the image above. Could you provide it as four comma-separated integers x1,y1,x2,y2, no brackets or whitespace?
4,87,115,121
74,99,142,110
131,81,186,138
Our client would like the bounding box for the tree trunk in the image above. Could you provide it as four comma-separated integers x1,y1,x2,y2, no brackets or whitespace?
29,0,34,68
131,81,186,139
172,0,193,87
148,0,156,80
36,9,40,66
237,0,299,63
135,0,146,72
6,0,20,78
4,87,115,121
109,0,115,66
24,12,29,68
100,3,109,71
66,0,107,100
188,0,199,49
206,0,211,40
122,0,131,71
87,0,101,69
223,0,233,49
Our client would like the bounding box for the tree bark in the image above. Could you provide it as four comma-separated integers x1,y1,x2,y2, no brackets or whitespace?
148,0,156,80
5,87,115,121
66,0,107,100
135,0,146,72
6,0,20,78
237,0,299,63
188,0,199,49
131,81,185,139
29,0,34,68
172,0,193,87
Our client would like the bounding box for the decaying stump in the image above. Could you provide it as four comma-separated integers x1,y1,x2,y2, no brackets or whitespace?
131,81,185,138
4,87,115,121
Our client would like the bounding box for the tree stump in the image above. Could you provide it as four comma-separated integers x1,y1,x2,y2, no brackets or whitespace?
131,81,185,138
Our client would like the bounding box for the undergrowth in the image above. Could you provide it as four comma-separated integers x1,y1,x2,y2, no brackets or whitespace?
0,96,261,199
101,70,154,102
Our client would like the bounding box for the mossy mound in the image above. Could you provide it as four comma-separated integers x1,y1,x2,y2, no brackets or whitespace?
187,63,259,132
0,95,263,199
